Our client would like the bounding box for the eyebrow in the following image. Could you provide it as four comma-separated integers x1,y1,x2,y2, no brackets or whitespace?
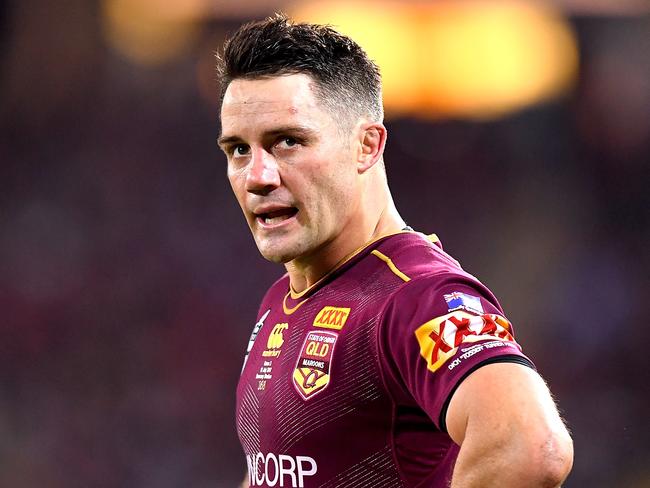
217,134,243,148
217,125,317,148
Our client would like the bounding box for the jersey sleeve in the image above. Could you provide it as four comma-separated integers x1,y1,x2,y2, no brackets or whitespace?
377,272,535,432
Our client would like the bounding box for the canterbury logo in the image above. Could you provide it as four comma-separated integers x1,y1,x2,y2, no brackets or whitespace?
313,306,350,330
267,323,288,350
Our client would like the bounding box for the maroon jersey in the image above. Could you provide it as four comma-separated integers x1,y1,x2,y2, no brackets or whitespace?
236,231,533,487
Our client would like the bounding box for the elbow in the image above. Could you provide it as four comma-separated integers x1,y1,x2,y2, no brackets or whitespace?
546,430,574,486
453,420,574,487
524,427,574,487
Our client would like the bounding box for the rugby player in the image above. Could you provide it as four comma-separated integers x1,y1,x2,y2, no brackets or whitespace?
217,14,573,488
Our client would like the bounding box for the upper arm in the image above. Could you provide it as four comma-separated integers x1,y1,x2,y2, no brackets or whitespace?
376,266,573,484
446,362,564,444
445,362,573,483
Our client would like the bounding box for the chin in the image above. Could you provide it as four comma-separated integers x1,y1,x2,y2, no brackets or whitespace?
256,238,311,265
257,244,299,264
260,252,291,264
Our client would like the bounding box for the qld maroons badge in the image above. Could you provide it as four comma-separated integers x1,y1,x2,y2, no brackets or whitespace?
292,330,338,400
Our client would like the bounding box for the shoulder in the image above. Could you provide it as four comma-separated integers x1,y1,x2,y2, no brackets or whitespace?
371,231,466,282
379,270,513,365
373,238,533,430
388,271,502,319
371,232,502,318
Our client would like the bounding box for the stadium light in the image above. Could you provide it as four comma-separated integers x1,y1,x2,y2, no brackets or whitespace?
289,0,579,120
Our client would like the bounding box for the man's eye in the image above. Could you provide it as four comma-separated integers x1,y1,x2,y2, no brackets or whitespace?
279,137,297,148
233,144,249,155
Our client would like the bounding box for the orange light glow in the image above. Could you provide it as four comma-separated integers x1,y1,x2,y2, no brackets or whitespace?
289,0,579,120
419,0,578,119
102,0,207,66
291,1,421,116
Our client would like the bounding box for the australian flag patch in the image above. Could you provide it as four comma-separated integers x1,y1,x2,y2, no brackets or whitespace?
444,292,484,315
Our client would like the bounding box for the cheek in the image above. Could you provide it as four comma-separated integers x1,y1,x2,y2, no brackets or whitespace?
228,163,247,187
227,165,243,187
295,150,356,218
228,172,248,211
316,173,356,221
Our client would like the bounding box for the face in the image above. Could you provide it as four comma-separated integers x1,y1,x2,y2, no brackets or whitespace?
219,74,361,265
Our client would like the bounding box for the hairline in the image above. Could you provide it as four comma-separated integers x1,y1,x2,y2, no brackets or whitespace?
219,72,373,133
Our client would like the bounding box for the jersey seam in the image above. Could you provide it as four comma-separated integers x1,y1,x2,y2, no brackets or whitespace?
371,250,412,282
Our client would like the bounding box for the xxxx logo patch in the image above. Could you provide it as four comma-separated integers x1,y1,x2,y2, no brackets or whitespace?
414,310,516,373
313,306,350,330
292,331,338,400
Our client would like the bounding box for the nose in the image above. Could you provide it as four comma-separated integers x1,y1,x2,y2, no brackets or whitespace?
245,147,281,195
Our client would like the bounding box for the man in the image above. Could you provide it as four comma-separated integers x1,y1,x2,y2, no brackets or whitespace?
217,14,573,488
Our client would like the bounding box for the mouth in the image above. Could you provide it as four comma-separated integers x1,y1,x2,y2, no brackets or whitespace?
255,207,299,228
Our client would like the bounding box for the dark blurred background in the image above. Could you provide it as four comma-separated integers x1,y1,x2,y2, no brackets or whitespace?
1,1,648,487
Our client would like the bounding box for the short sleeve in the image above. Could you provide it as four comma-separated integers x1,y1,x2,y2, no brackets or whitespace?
377,273,535,432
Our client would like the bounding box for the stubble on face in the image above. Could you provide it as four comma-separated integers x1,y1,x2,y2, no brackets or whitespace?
220,74,360,269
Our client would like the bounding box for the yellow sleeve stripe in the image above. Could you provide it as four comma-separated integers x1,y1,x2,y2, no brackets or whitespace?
427,233,439,243
371,250,411,282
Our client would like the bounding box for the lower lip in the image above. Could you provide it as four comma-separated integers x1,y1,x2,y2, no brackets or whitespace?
256,212,298,230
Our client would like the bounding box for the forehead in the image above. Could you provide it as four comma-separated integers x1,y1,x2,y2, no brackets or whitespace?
220,74,332,134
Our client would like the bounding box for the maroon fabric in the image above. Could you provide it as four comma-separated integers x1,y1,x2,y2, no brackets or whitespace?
236,232,533,487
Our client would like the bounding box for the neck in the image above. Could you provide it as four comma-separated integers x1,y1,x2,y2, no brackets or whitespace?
286,189,405,294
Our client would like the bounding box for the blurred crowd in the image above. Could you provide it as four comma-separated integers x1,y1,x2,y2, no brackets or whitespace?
1,2,648,487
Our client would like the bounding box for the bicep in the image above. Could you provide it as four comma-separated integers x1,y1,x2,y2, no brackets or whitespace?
446,362,566,447
445,363,573,486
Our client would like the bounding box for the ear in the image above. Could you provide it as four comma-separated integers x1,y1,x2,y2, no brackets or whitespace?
357,122,387,174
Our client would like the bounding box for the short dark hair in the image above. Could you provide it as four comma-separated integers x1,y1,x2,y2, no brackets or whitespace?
217,13,383,123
